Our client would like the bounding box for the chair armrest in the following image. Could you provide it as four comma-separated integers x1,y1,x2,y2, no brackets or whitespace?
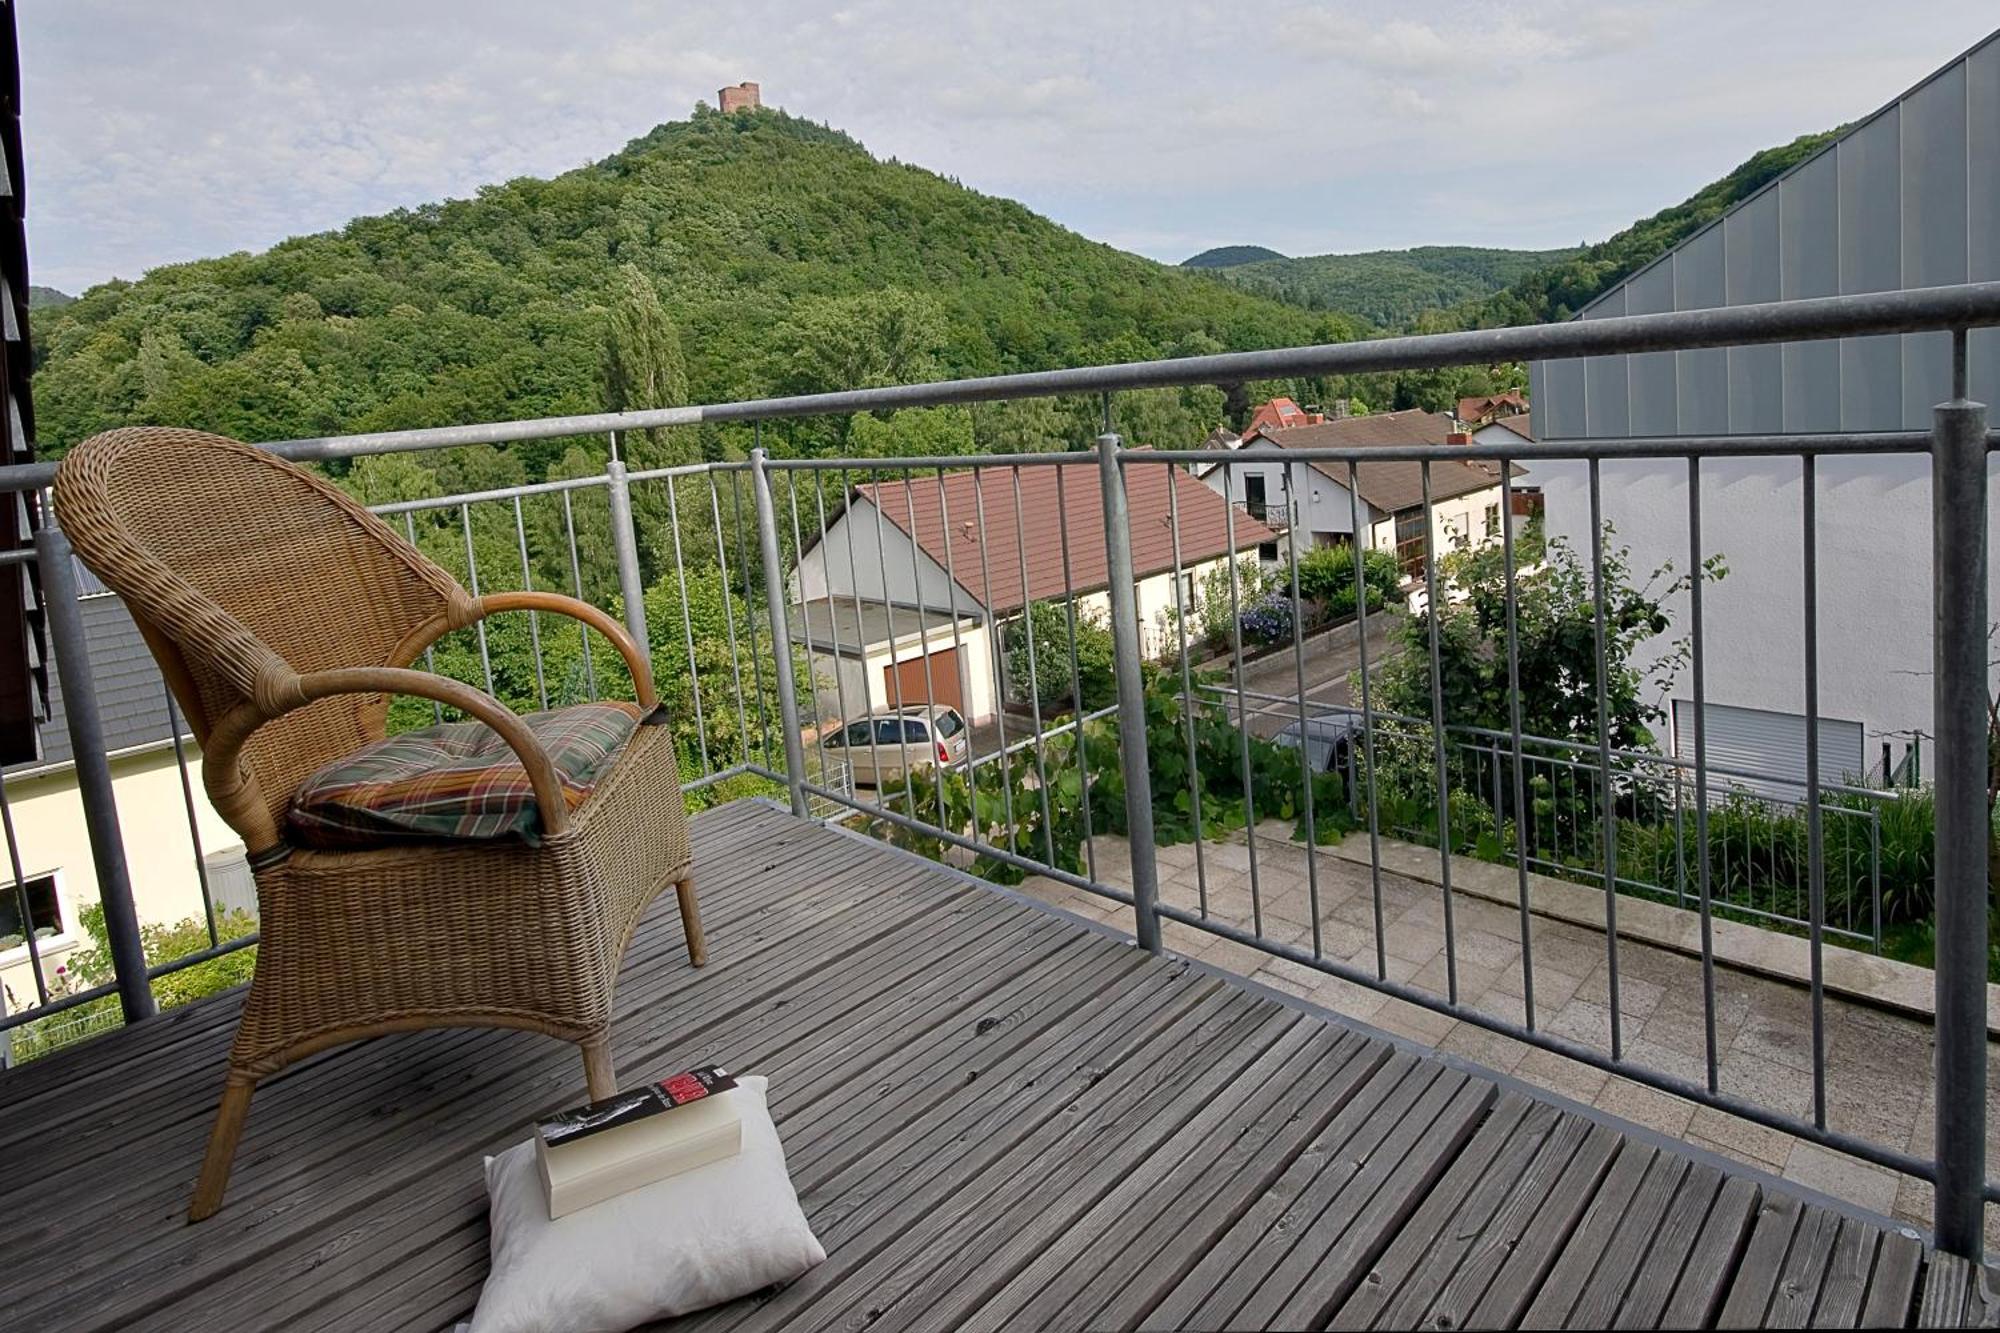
476,592,659,710
204,666,571,848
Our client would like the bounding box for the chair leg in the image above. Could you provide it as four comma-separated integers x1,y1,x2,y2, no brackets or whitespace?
188,1075,256,1223
581,1036,617,1100
676,874,707,968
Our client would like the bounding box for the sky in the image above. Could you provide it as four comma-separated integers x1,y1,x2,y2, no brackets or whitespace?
18,1,2000,295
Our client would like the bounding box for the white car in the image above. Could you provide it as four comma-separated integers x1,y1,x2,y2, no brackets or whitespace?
822,705,970,788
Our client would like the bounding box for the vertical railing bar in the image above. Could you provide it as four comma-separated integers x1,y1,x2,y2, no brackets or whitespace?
0,774,49,1006
899,467,951,835
1869,809,1882,954
1588,458,1622,1058
404,512,443,724
1500,459,1537,1027
1010,465,1059,867
1222,459,1263,936
663,477,712,776
749,447,810,819
1097,433,1162,953
932,467,980,802
1928,330,1987,1258
867,465,916,815
840,468,889,813
1349,461,1387,980
560,490,598,701
459,503,495,697
511,496,549,712
163,684,218,948
1802,449,1828,1128
812,476,853,800
787,470,828,799
1053,463,1098,882
969,467,1017,834
1419,461,1458,1004
707,471,753,768
1166,470,1207,917
1282,464,1323,957
733,464,774,768
1688,457,1720,1091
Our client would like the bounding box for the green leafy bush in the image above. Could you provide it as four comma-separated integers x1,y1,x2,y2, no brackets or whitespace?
1003,600,1116,712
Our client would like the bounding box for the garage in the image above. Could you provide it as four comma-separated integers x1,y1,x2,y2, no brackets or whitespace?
1670,699,1865,800
891,645,964,715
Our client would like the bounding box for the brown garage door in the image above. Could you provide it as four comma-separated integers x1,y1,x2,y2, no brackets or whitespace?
891,647,962,714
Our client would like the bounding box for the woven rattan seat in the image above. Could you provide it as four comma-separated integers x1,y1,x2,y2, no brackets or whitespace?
53,427,701,1222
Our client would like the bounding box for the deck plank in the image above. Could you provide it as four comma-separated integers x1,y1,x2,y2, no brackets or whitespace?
0,799,1973,1332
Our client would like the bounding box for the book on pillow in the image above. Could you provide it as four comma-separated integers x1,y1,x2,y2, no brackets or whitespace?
534,1066,744,1219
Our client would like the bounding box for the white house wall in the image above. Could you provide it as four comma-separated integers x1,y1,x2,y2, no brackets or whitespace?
792,497,975,616
1201,442,1375,543
1537,454,2000,750
1366,486,1507,562
1,748,244,1011
806,622,998,729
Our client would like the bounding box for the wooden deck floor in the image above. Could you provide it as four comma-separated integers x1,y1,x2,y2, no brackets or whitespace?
1,798,1990,1330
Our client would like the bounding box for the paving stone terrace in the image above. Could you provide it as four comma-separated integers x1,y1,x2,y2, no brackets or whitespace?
4,800,1997,1330
1018,822,2000,1254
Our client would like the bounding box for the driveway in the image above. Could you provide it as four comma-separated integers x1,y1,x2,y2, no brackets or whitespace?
1209,612,1406,739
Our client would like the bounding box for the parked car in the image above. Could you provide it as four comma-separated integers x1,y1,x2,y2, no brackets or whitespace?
1273,709,1365,776
822,705,970,788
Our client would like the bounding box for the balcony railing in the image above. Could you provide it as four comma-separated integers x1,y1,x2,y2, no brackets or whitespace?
3,280,1999,1258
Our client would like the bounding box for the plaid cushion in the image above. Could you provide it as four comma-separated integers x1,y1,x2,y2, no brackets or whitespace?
287,701,643,849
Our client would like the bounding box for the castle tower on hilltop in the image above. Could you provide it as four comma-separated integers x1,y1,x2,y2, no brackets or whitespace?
718,82,761,113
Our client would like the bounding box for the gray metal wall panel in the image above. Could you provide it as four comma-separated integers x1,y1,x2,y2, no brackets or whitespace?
1782,150,1842,432
1583,286,1629,437
1532,32,1999,440
1725,190,1784,432
1838,109,1904,430
1537,356,1586,440
1676,226,1729,435
1970,37,2000,404
1627,260,1679,434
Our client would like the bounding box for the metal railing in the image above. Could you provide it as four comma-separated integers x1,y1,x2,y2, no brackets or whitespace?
2,279,1997,1256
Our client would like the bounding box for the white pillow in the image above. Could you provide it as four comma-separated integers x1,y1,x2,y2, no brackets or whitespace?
470,1076,825,1333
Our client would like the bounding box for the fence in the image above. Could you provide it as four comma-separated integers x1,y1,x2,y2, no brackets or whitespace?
2,279,1997,1255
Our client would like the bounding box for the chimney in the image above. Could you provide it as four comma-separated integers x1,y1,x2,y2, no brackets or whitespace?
1446,431,1473,446
1331,398,1351,419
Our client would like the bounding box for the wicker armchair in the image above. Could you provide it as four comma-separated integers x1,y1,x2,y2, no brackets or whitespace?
52,427,701,1222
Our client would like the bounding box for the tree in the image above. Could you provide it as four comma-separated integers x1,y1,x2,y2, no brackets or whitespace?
766,289,948,399
601,262,690,465
1003,600,1115,712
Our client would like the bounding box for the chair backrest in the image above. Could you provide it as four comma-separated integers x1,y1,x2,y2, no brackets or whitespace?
53,427,473,841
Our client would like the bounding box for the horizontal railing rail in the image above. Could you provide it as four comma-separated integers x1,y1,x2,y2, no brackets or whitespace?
3,279,1996,1256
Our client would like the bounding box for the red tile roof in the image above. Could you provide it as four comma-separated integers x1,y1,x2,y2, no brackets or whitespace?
1227,409,1520,514
856,461,1275,615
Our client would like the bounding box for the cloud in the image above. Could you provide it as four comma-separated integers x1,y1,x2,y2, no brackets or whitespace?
17,0,2000,290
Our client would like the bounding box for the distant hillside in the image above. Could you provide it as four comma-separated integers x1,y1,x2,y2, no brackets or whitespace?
27,285,71,310
1464,128,1845,327
1182,245,1287,269
30,107,1349,463
1199,245,1581,328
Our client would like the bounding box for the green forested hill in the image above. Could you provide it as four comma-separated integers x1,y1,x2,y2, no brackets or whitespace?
1181,245,1287,269
1197,245,1579,327
32,107,1373,470
1462,129,1844,327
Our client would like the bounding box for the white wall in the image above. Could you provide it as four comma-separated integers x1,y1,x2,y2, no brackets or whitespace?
793,497,974,615
1199,442,1375,544
1537,454,2000,750
1,747,245,1011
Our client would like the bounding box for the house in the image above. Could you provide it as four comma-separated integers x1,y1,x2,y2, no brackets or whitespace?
1197,408,1525,578
1239,396,1323,438
790,462,1276,722
1455,391,1529,427
1525,28,2000,789
1,566,249,1015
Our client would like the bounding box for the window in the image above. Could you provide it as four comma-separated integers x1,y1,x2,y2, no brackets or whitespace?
0,873,61,949
836,721,875,747
1181,572,1196,611
933,709,964,739
1243,474,1268,522
1484,503,1501,538
879,718,926,744
1394,511,1427,578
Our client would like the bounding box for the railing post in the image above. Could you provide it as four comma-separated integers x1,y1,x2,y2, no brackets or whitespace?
603,454,652,674
34,521,155,1025
1097,433,1162,953
750,448,810,819
1929,354,1988,1260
